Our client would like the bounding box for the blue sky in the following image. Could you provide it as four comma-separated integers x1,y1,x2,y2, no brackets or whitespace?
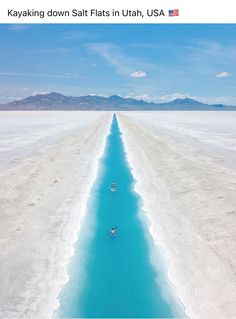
0,24,236,104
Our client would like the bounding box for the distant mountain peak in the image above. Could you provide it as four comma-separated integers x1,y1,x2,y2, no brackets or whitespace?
0,92,235,110
171,97,205,105
46,92,65,97
109,95,124,100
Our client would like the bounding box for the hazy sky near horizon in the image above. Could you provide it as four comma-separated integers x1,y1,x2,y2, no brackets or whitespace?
0,24,236,104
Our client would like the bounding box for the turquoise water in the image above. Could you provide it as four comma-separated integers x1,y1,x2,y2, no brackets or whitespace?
58,115,183,318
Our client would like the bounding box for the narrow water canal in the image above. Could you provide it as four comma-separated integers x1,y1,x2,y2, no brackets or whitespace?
58,114,182,318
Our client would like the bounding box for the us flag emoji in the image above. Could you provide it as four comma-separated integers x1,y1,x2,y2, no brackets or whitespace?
169,9,179,17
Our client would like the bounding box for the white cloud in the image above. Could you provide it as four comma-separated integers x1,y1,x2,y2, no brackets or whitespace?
8,25,30,31
87,43,132,76
157,93,192,102
65,73,79,77
0,96,22,100
126,93,154,101
130,71,147,78
0,71,80,79
216,71,231,78
156,92,232,105
63,31,90,40
200,96,230,104
87,93,108,97
32,91,49,96
86,43,151,77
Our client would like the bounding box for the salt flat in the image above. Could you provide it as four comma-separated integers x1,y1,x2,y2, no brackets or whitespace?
1,111,236,319
121,111,236,170
118,111,236,319
0,111,112,317
0,111,106,170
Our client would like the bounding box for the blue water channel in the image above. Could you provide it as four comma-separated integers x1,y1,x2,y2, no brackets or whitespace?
58,114,184,318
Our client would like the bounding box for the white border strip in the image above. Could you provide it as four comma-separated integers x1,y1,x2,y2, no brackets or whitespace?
0,0,236,23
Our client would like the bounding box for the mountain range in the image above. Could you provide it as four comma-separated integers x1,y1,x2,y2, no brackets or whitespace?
0,92,235,110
